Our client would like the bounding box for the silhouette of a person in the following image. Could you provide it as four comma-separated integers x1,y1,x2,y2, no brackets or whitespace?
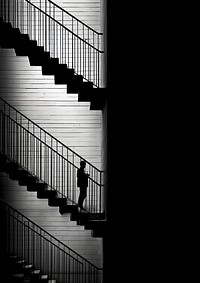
77,161,89,209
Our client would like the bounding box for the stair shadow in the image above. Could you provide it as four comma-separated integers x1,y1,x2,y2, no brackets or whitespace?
0,153,106,238
0,18,107,110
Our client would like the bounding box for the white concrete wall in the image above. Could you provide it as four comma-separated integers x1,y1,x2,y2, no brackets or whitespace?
0,47,102,170
30,0,101,32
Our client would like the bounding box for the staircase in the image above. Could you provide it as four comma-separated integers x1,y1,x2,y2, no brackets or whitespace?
0,153,106,241
30,0,101,32
0,0,107,107
2,255,56,283
0,0,106,281
0,199,102,283
0,47,102,169
0,96,105,227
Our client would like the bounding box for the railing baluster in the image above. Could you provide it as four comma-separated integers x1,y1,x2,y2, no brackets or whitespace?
53,4,55,57
67,149,69,198
50,148,53,188
72,18,74,68
1,0,104,207
0,109,104,214
49,1,51,53
45,0,47,51
61,11,63,64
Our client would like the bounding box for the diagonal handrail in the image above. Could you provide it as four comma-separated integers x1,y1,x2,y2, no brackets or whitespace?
0,97,105,215
32,0,103,36
0,98,102,174
0,199,102,282
0,0,104,87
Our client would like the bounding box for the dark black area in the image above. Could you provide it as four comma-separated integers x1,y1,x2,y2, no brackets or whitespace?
103,2,178,282
0,1,180,282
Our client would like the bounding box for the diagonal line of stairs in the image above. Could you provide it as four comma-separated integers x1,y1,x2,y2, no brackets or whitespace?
0,153,107,239
0,199,102,282
3,254,56,283
0,17,107,110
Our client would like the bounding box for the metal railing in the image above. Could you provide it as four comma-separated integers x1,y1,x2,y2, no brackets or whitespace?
0,0,104,87
0,98,104,215
30,0,102,48
0,199,102,283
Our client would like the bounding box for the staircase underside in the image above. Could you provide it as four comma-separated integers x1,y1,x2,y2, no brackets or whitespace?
0,17,107,111
0,155,107,267
0,153,106,240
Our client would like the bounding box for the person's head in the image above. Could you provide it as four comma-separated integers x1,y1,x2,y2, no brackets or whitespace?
80,160,86,168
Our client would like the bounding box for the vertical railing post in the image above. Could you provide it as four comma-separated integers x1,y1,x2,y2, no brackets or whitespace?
45,0,47,51
40,129,42,180
100,171,102,214
72,18,74,69
1,112,5,154
67,149,69,198
62,147,64,196
97,35,100,87
72,154,75,202
53,4,55,57
61,11,63,64
51,138,53,189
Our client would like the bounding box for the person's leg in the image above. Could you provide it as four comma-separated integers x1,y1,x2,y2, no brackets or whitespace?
78,187,87,209
82,187,87,205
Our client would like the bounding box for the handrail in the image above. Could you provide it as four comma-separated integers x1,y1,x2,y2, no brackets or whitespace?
0,100,105,214
0,0,104,87
27,0,103,52
1,111,101,187
0,97,102,173
38,0,103,35
0,198,100,268
0,199,102,283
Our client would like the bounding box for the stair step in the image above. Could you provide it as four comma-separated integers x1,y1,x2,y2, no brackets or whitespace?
54,68,74,84
4,162,19,174
18,171,37,186
9,255,19,262
37,189,57,199
78,82,94,101
41,275,49,279
19,176,37,186
31,269,41,279
29,50,50,66
0,22,12,30
27,182,48,192
67,75,84,94
39,274,49,282
42,58,59,75
90,88,107,110
48,197,67,207
23,264,34,275
9,169,20,180
24,264,33,269
16,260,27,265
78,87,107,109
74,212,90,221
0,30,16,48
59,204,78,214
15,35,32,56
